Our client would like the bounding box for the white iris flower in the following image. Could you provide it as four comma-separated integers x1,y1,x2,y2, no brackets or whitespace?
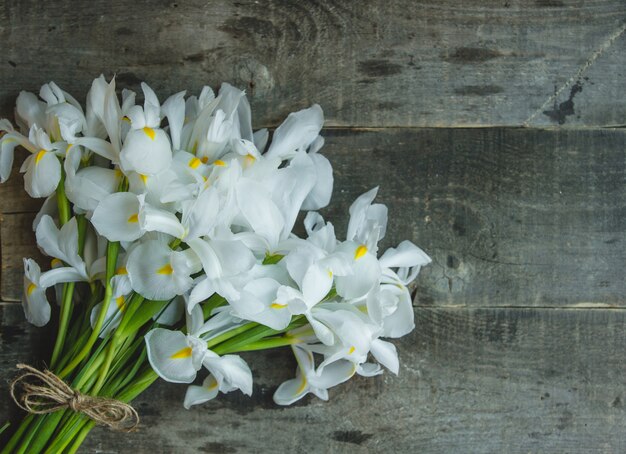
0,76,431,411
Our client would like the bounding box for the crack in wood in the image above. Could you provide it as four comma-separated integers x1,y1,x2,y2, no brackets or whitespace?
523,22,626,126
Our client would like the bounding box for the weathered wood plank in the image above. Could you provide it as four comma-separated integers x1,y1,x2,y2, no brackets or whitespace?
323,127,626,308
0,1,624,127
0,153,43,215
1,303,624,453
0,212,44,302
2,128,626,307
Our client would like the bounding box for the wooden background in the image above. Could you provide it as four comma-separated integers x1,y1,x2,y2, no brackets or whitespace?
1,1,626,452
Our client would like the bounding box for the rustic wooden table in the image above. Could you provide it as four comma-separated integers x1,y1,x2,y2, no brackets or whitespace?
1,1,625,452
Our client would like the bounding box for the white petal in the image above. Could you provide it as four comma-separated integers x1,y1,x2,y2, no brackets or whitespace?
301,262,333,306
38,267,86,288
380,240,431,268
376,285,415,338
210,239,255,276
0,134,22,183
270,152,316,238
91,192,143,242
127,240,193,300
16,91,46,130
73,137,118,162
23,151,61,198
236,178,284,248
162,91,186,150
145,328,198,383
181,188,219,239
301,152,333,211
253,128,269,153
35,215,87,277
140,82,161,126
140,204,185,239
273,374,309,405
22,259,50,327
183,375,220,409
120,127,172,175
187,277,217,312
265,105,323,160
310,359,356,389
334,242,381,300
357,363,383,377
203,354,253,396
103,78,122,150
307,313,335,346
370,339,399,374
65,165,120,212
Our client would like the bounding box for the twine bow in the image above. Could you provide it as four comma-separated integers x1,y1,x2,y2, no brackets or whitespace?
10,364,139,432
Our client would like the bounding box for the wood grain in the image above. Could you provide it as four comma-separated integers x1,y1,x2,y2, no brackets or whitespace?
0,1,625,128
1,303,624,453
0,212,45,302
321,127,626,308
2,128,626,307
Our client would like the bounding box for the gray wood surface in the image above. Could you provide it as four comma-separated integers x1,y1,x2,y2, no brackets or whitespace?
0,1,625,127
3,129,626,308
2,1,626,452
1,303,624,453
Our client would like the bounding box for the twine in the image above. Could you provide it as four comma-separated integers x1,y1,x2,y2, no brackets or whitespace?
10,364,139,432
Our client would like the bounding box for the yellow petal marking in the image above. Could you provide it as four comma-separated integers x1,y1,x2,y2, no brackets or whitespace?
328,269,333,278
51,258,63,268
348,346,355,354
139,173,149,185
244,154,256,167
114,168,123,178
116,266,128,275
122,116,131,124
127,213,139,223
143,126,156,140
170,346,193,359
156,263,174,275
188,157,202,169
354,244,368,260
213,159,226,167
27,283,37,296
35,149,46,165
200,156,208,164
66,143,73,154
296,375,307,394
115,296,126,311
270,302,287,310
207,379,218,390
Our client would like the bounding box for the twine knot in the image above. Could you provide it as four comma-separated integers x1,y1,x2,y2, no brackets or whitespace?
10,364,139,432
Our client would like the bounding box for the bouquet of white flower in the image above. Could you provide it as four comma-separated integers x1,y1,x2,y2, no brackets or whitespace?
0,76,430,452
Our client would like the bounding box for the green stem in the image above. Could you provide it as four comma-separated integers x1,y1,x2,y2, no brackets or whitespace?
205,322,257,349
0,414,34,454
19,412,63,454
50,282,75,368
212,325,277,355
231,336,300,352
91,336,119,394
116,368,158,402
212,316,307,355
43,413,86,454
55,169,70,226
66,421,94,454
58,242,119,379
